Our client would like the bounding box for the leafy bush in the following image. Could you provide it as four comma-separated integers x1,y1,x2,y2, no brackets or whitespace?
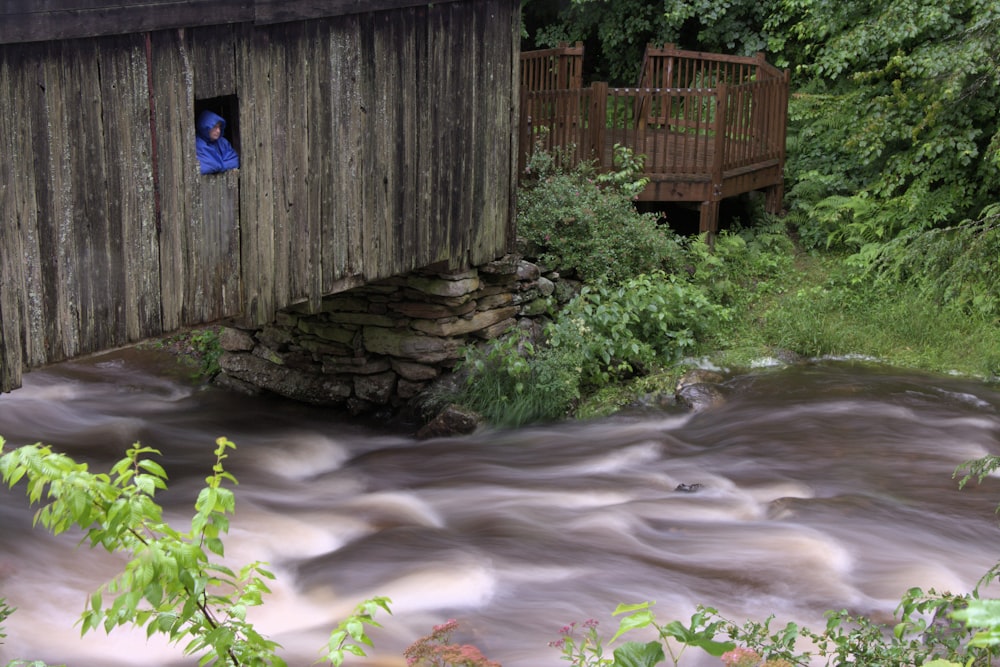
449,270,727,427
546,272,728,389
553,591,993,667
683,221,795,306
518,150,683,285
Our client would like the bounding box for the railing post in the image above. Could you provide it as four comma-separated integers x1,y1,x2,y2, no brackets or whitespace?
701,82,728,237
518,87,530,176
711,82,727,185
590,81,608,168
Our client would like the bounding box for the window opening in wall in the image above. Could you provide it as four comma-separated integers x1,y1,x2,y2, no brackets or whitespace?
194,95,241,174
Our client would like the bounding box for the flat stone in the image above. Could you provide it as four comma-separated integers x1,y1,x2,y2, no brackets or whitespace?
537,275,555,296
401,288,473,307
298,337,355,357
479,255,519,275
389,300,475,319
322,356,392,375
296,320,358,344
411,306,518,337
219,352,352,405
431,268,478,280
676,383,727,412
476,292,514,310
396,378,426,399
517,260,540,281
326,312,399,327
258,324,293,349
416,404,482,439
274,311,299,327
519,297,551,317
354,370,397,404
512,288,539,305
474,317,517,340
406,275,481,298
391,359,440,381
362,326,465,363
219,327,255,352
252,345,285,365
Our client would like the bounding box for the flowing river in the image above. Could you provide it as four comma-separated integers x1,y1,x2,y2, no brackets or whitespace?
1,348,999,667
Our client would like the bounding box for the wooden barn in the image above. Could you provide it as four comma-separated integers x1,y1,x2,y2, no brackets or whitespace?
0,0,520,392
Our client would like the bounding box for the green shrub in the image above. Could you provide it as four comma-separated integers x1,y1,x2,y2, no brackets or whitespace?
683,221,795,306
450,271,728,427
546,272,728,389
517,150,683,284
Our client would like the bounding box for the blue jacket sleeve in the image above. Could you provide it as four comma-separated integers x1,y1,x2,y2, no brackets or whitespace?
196,136,220,174
218,137,240,171
196,136,240,174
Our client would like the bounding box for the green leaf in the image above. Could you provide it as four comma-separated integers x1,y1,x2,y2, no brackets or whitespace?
137,459,168,479
613,641,666,667
611,609,655,642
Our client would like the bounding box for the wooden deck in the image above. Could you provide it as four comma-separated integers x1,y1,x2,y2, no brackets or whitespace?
519,44,790,234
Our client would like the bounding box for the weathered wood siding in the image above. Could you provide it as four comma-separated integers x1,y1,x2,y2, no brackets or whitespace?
0,0,519,392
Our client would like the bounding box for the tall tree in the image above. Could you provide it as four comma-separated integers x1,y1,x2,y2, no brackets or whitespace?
777,0,1000,246
523,0,778,83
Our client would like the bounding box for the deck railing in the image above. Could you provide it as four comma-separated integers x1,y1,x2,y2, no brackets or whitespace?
519,41,584,93
519,74,789,179
638,44,784,89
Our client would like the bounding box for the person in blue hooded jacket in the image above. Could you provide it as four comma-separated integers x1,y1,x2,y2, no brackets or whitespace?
196,110,240,174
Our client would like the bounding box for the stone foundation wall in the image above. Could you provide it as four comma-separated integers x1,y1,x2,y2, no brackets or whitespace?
216,255,573,414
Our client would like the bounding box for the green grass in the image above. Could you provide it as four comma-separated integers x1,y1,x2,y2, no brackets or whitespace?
716,248,1000,380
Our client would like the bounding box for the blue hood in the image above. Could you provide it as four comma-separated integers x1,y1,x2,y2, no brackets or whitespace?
197,110,226,142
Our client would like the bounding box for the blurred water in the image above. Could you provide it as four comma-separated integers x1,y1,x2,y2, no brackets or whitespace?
1,349,999,666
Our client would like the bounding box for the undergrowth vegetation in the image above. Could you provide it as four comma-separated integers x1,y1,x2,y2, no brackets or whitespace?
446,145,1000,427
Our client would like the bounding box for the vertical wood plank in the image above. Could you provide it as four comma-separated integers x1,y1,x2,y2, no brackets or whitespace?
393,7,420,272
45,40,82,360
235,24,274,326
0,46,25,391
97,33,161,341
199,169,241,318
63,38,118,352
460,0,481,264
327,16,364,287
150,28,198,331
425,5,452,264
268,23,292,309
361,12,388,277
304,19,328,308
12,44,49,369
191,24,237,98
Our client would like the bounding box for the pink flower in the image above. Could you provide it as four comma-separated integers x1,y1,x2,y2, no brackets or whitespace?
721,647,762,667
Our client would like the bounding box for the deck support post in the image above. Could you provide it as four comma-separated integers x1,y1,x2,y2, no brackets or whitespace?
699,200,720,239
765,183,784,215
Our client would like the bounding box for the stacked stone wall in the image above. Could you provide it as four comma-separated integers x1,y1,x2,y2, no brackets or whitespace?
216,255,571,414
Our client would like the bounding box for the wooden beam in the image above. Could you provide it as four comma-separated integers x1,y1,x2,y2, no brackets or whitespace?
0,1,254,44
253,0,466,25
0,0,473,44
